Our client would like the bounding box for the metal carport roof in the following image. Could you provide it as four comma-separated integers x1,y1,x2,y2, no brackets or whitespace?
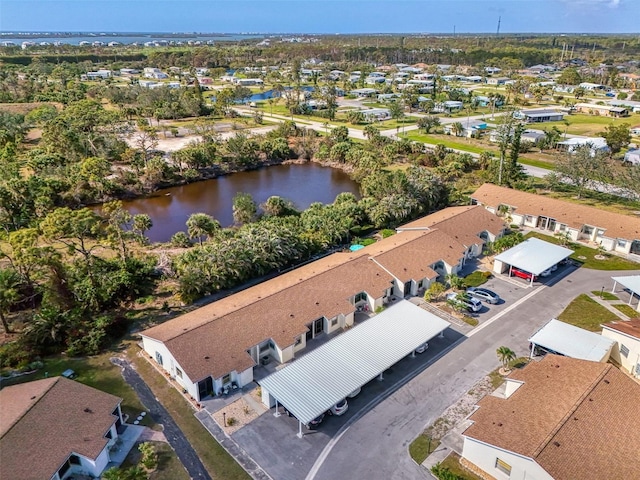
258,300,449,426
495,237,573,275
528,319,615,362
612,275,640,296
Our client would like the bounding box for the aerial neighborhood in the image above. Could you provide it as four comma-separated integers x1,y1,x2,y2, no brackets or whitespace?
0,14,639,480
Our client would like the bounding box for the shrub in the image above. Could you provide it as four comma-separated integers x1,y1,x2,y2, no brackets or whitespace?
226,416,238,426
380,229,395,238
424,282,446,302
361,238,376,246
431,463,465,480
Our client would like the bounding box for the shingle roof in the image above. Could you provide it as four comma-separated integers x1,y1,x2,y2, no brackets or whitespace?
0,377,122,480
141,206,498,383
398,205,505,247
463,355,640,480
602,318,640,339
472,183,640,240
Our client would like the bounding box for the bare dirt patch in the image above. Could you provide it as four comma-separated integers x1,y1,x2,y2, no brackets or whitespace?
211,395,266,435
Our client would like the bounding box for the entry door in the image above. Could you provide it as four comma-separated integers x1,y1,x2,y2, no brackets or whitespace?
306,328,313,342
313,318,323,336
198,377,213,399
547,219,556,231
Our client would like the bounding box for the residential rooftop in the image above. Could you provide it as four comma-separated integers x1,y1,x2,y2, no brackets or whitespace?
0,377,122,480
463,355,640,480
472,183,640,240
602,318,640,339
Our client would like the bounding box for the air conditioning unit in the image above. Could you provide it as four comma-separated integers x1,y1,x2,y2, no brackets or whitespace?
261,356,270,366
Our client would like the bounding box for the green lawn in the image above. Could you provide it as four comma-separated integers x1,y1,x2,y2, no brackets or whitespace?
590,290,619,301
409,434,440,464
437,453,483,480
539,114,638,137
123,441,190,480
131,351,251,480
525,232,640,270
1,354,154,428
558,294,619,331
517,157,556,170
463,271,492,287
613,304,639,318
404,131,486,154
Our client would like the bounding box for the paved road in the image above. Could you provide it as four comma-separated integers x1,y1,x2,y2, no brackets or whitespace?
308,267,639,480
111,357,212,480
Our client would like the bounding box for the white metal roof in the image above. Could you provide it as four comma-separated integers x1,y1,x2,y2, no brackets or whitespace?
495,238,573,275
529,319,615,362
258,300,449,425
612,275,640,295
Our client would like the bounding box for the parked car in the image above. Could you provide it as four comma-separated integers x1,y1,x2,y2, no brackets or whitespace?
307,413,325,430
540,268,552,277
329,398,349,416
415,342,429,354
466,287,501,304
510,267,538,281
347,387,361,398
446,293,482,312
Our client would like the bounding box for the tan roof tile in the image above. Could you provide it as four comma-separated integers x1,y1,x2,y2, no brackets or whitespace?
602,318,640,339
463,355,640,480
472,183,640,240
0,377,122,480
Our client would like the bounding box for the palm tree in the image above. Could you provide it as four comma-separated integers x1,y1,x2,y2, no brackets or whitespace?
445,273,465,291
186,213,220,245
451,122,464,137
496,346,516,370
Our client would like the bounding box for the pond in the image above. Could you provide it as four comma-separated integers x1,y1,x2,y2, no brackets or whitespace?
119,163,360,243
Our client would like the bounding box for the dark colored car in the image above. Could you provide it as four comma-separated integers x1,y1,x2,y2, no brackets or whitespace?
307,413,325,430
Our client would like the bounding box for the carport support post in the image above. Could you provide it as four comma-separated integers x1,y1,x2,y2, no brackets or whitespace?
297,420,303,439
411,350,416,358
378,372,384,381
274,399,281,417
439,330,444,338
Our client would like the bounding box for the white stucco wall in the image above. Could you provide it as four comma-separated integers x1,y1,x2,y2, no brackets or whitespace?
462,437,553,480
602,328,640,377
237,367,254,387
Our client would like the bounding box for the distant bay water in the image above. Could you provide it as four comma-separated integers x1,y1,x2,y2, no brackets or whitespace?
0,33,264,45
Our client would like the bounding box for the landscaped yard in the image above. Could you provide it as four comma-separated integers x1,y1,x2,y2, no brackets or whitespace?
537,114,638,137
525,232,640,270
404,131,486,154
123,441,190,480
409,434,440,464
613,304,639,318
558,294,620,331
591,290,619,301
437,453,483,480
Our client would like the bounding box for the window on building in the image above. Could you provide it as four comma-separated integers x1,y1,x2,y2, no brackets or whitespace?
155,352,163,366
176,367,183,378
596,229,605,238
222,373,231,385
617,239,627,248
582,225,594,235
294,336,302,346
621,344,630,358
69,455,81,466
331,317,338,327
259,342,270,354
558,224,566,232
525,215,533,222
495,458,512,475
354,292,367,303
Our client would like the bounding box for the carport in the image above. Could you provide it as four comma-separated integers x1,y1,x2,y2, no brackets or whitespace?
611,275,640,312
258,300,450,437
493,238,573,285
528,319,615,362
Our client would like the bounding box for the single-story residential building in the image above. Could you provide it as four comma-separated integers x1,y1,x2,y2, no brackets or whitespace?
434,100,463,113
361,108,391,122
493,238,573,285
0,377,125,480
232,78,264,86
574,103,629,117
579,82,608,91
521,129,546,145
365,76,386,85
471,183,640,258
143,67,168,79
624,148,640,165
350,88,378,98
486,76,510,85
515,108,564,123
259,300,449,436
602,318,640,378
529,318,615,361
461,355,640,480
556,136,610,154
443,119,487,138
85,69,112,80
140,206,505,402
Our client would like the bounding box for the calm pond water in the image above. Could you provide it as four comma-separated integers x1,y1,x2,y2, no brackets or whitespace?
120,163,360,243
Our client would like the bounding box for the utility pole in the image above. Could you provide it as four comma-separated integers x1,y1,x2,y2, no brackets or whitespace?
496,16,501,37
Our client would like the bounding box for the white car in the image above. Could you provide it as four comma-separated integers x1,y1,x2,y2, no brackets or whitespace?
329,398,348,416
540,268,552,277
347,387,361,398
446,293,482,312
415,342,429,354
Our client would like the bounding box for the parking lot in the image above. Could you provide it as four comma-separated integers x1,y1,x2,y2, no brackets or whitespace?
205,265,579,480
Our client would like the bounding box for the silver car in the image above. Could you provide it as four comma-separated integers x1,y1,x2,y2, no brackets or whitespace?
466,287,501,304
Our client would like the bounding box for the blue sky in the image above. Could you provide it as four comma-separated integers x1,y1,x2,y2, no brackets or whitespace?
1,0,638,34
